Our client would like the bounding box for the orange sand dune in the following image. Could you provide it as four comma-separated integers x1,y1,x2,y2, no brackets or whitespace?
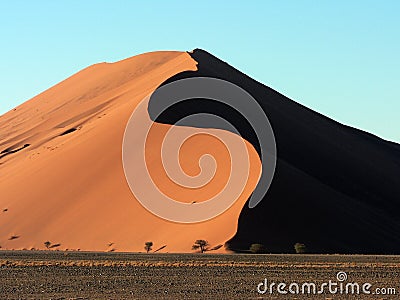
0,51,261,252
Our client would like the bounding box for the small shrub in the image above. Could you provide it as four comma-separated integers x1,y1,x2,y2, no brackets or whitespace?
44,241,51,249
294,243,307,254
250,243,267,254
144,241,153,253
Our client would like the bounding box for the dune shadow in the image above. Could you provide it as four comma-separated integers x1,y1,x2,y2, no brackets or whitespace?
0,144,30,159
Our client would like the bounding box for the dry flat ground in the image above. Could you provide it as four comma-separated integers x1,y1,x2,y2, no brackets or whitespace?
0,251,399,299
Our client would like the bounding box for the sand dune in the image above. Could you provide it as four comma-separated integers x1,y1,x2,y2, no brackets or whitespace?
0,51,261,252
3,48,398,254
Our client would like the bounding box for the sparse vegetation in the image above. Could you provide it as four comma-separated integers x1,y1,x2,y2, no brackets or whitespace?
294,243,307,254
144,241,153,253
250,243,267,254
192,240,210,253
44,241,51,249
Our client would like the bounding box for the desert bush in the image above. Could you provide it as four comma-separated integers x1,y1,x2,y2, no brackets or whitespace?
250,243,267,254
144,241,153,253
44,241,51,249
294,243,307,254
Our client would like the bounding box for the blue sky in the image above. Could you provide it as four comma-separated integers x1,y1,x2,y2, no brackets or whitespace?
0,1,399,142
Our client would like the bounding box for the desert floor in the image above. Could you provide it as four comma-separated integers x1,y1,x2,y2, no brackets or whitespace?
0,251,399,299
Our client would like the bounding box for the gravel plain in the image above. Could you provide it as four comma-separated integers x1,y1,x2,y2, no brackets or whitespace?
1,251,400,299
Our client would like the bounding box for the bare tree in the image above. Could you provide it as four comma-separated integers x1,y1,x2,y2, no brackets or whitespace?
144,241,153,253
192,240,210,253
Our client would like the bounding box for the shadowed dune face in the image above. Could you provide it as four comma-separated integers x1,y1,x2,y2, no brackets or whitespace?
0,51,261,252
149,49,400,254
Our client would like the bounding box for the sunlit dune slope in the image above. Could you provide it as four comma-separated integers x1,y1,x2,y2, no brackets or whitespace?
0,51,261,252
